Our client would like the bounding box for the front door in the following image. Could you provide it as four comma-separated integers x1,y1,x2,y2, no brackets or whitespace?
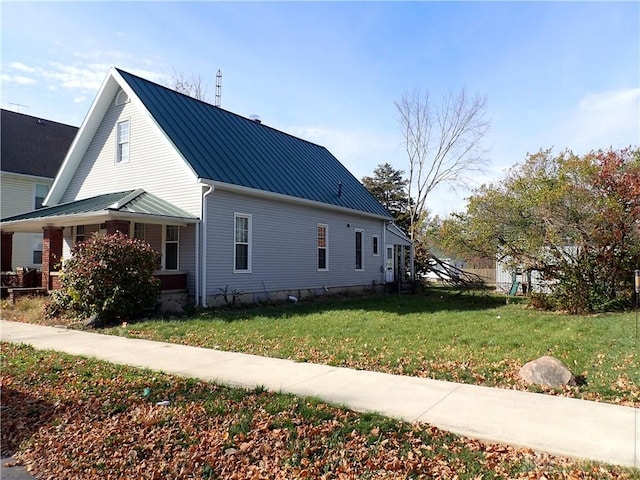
385,245,395,283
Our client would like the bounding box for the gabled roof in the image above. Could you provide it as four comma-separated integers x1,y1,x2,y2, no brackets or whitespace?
1,109,78,178
1,189,198,232
115,69,391,219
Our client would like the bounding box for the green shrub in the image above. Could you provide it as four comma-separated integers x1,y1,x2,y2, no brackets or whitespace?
51,232,160,323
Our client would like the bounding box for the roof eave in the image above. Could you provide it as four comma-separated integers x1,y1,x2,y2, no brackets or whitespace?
200,178,393,221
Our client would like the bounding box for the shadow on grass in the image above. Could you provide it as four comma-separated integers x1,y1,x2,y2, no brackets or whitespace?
0,387,56,456
154,287,520,325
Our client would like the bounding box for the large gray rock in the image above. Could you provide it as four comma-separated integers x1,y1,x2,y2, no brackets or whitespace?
518,356,576,388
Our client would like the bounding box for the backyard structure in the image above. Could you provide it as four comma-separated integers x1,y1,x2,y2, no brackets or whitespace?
0,68,413,308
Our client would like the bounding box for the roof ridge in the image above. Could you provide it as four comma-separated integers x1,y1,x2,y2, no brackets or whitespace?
114,68,331,151
0,108,79,129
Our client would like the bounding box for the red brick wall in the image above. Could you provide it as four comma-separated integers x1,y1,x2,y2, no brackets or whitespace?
42,227,64,290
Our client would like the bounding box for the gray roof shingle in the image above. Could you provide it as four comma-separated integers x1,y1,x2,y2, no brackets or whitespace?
1,109,78,178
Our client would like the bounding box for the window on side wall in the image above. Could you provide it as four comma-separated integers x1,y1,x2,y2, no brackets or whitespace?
165,225,179,270
31,235,43,264
116,120,130,164
34,184,49,209
75,225,85,244
317,224,328,271
355,229,363,270
372,235,379,256
134,223,146,240
234,213,251,272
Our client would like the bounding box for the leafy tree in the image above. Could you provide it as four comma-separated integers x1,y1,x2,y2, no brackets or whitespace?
50,232,161,323
361,163,410,232
441,147,640,312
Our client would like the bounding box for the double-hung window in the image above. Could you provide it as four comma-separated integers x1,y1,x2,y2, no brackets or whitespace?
355,229,363,270
165,225,179,270
234,214,251,272
116,120,130,164
134,223,146,241
317,224,328,270
372,235,379,256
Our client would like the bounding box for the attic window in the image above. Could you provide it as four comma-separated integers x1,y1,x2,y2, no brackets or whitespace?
115,89,129,106
116,120,130,164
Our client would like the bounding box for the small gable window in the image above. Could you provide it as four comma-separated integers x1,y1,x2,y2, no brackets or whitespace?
115,89,129,106
116,120,130,164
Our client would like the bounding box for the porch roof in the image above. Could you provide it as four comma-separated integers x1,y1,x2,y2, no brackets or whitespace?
1,189,199,233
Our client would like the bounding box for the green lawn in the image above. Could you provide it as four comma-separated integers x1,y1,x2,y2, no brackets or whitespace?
2,343,637,479
106,289,639,406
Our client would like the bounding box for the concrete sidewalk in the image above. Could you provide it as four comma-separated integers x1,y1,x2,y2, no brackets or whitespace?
1,320,638,469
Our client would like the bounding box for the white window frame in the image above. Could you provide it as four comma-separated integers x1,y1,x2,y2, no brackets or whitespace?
372,234,380,256
31,234,43,265
34,183,49,209
133,222,146,241
234,213,252,273
115,89,130,106
75,225,86,245
115,119,130,164
355,228,364,271
163,225,179,271
317,223,329,271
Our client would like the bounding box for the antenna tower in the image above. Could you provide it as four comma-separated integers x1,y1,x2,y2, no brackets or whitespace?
215,69,222,107
9,102,29,113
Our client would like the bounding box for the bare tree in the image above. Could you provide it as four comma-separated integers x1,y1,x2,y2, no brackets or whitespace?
396,88,489,239
170,68,211,102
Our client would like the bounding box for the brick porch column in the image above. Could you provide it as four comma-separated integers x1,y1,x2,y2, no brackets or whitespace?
1,232,13,272
105,220,130,235
42,227,64,290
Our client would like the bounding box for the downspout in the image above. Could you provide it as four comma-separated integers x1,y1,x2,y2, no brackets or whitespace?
200,183,214,307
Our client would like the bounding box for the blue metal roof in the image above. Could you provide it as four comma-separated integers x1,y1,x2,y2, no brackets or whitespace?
117,69,392,219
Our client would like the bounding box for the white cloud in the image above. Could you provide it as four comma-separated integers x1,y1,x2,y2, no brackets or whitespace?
9,62,37,73
0,73,37,85
41,61,110,91
286,124,400,180
563,87,640,150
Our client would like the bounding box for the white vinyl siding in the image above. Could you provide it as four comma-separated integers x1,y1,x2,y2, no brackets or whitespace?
60,93,200,216
1,173,54,267
205,189,386,299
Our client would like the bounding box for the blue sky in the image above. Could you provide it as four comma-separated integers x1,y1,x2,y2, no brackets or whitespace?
2,1,639,215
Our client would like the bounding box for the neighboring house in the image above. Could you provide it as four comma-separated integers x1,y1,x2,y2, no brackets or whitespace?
0,109,78,271
1,68,412,307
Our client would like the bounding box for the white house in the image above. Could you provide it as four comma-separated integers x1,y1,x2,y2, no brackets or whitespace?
0,109,77,273
1,68,412,307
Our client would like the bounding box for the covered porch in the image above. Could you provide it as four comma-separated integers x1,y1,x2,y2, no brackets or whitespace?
384,222,414,293
1,190,199,310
